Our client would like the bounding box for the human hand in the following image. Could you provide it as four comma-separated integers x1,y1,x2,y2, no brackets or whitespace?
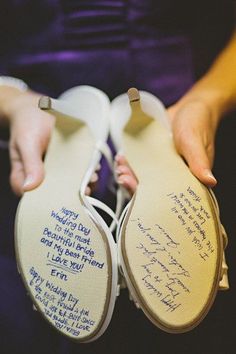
116,98,219,194
168,98,218,187
8,92,55,196
6,90,99,196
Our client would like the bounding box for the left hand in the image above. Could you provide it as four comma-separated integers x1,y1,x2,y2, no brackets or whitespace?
168,98,218,187
116,98,219,195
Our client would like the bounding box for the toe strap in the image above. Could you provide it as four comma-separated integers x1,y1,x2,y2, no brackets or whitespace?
85,195,118,232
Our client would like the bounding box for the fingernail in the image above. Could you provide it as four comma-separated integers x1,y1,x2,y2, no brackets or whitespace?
116,167,122,175
90,173,98,183
204,170,217,184
115,154,123,162
23,175,34,189
118,175,130,185
96,163,101,171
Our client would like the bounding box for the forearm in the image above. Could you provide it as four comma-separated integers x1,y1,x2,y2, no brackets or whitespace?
0,86,26,123
0,86,40,124
177,30,236,123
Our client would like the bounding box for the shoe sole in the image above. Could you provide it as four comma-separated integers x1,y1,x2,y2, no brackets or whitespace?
15,86,118,342
112,90,224,332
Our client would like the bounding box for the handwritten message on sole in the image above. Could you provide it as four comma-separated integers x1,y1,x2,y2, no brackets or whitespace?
24,206,107,338
126,186,217,322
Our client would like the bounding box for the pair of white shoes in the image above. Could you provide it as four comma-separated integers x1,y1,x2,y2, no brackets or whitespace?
15,86,228,342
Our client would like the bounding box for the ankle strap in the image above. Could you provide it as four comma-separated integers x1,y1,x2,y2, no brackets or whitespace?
116,199,132,242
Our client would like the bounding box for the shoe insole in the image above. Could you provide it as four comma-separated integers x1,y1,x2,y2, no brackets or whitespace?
15,113,113,341
121,116,222,332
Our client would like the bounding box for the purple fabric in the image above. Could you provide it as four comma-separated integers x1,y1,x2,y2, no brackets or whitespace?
0,0,197,104
1,1,234,102
1,0,197,196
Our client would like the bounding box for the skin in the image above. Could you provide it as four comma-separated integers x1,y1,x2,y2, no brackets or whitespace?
117,30,236,194
0,31,236,196
116,98,219,195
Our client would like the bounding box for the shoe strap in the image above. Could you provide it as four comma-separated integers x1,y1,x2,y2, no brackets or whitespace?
109,187,128,234
87,140,123,233
85,195,119,232
111,154,131,232
115,199,132,278
208,189,229,290
219,251,229,290
95,141,113,171
96,143,131,232
116,199,131,242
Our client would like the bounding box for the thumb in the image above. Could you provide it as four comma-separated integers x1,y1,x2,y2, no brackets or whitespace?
175,132,217,187
20,140,45,192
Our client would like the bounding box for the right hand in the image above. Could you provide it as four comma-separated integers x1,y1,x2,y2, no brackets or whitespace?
167,98,218,187
7,91,55,196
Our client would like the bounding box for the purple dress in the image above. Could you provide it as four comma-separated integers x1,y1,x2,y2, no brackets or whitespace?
0,0,233,104
0,1,235,353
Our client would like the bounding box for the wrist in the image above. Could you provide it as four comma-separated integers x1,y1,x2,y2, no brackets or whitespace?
177,82,232,127
193,81,234,118
0,76,29,122
0,87,40,122
0,86,24,119
0,76,28,92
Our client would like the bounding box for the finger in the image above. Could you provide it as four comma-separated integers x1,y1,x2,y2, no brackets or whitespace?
115,156,138,179
175,133,217,187
114,154,127,166
9,147,25,196
19,139,45,192
95,163,101,171
115,156,139,194
90,172,98,184
116,165,132,176
117,174,138,196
